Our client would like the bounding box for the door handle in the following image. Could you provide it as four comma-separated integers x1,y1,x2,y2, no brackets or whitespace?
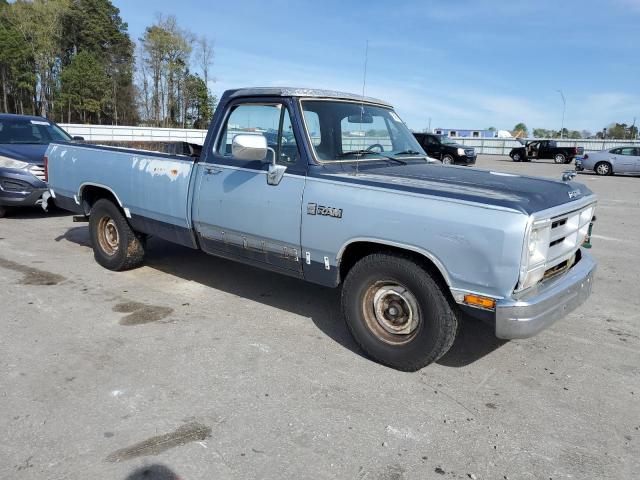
204,166,222,175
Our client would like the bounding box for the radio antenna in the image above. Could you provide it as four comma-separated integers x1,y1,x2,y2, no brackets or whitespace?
356,39,369,176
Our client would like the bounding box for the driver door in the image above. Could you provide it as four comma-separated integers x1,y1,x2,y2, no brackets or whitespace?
191,100,306,274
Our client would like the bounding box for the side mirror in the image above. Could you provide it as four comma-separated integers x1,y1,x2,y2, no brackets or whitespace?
232,134,267,161
72,136,85,141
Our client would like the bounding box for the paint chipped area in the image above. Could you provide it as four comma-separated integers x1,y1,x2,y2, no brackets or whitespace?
132,157,192,181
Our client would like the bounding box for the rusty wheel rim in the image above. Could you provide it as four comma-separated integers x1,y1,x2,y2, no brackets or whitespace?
362,281,420,345
97,216,119,256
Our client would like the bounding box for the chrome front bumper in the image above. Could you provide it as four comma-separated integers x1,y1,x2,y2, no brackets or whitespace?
495,250,596,339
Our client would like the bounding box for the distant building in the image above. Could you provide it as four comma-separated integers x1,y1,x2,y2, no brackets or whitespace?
432,128,502,139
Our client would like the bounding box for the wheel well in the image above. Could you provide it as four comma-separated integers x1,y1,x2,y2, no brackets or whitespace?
79,185,120,215
339,241,450,291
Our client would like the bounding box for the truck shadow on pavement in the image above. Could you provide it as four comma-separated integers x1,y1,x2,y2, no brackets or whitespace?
58,227,507,368
125,464,179,480
3,205,71,219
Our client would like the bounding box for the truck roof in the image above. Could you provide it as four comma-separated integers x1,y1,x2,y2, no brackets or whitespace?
223,87,392,108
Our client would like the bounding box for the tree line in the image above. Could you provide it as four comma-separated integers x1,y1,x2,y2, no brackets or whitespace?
513,123,638,140
0,0,215,128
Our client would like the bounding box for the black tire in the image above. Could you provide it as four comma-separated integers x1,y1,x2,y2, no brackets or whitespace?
89,198,145,271
594,161,613,176
554,153,566,164
442,155,454,165
512,153,522,162
341,252,459,371
0,206,6,218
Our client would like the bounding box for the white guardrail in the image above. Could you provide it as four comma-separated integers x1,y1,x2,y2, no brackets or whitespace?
60,124,639,155
60,124,209,144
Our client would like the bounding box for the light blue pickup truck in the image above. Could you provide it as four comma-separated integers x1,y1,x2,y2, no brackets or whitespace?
46,88,597,370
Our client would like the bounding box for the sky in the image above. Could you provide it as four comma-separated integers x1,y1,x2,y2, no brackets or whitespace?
113,0,640,133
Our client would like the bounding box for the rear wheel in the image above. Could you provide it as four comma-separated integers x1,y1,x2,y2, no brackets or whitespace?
442,155,454,165
0,206,6,218
554,153,566,164
341,252,459,371
89,198,145,271
595,161,612,176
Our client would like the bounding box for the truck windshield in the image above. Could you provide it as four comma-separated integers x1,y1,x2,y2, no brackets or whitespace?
301,100,425,162
0,118,72,144
440,137,458,145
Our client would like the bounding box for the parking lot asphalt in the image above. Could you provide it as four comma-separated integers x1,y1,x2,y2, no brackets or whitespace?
1,155,639,480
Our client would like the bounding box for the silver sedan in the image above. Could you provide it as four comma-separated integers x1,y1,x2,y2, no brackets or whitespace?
576,146,640,175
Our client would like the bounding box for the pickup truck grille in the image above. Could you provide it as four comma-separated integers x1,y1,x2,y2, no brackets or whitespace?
28,165,46,182
545,203,595,272
464,148,475,157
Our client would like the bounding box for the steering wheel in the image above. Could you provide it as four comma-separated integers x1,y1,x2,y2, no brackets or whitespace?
366,144,385,153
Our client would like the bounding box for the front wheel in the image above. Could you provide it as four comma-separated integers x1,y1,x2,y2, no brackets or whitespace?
554,153,566,164
341,253,459,371
89,198,145,271
442,155,454,165
595,161,612,176
512,153,522,162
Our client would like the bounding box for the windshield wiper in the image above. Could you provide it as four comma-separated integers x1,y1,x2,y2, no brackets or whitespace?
337,150,407,165
393,150,424,156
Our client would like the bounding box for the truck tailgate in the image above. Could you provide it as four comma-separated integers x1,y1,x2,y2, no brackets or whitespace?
47,143,196,244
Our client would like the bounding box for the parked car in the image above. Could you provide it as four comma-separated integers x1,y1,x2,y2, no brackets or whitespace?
413,133,476,165
575,146,640,176
510,140,583,164
46,87,597,371
0,114,81,217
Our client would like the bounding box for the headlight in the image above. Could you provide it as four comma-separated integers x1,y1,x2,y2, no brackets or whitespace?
457,148,465,156
0,155,29,170
518,221,551,290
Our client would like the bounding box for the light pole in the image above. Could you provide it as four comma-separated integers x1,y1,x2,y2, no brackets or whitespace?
556,90,566,139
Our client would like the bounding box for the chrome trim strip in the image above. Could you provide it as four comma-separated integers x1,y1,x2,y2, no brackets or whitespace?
531,195,597,221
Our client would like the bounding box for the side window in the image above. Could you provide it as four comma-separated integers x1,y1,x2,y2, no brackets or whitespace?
610,148,621,154
619,147,635,156
216,103,298,165
303,110,321,147
427,135,438,145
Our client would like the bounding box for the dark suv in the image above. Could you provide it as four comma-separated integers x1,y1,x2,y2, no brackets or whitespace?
413,133,476,165
0,114,80,217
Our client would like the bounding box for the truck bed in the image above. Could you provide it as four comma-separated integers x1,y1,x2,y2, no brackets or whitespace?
47,143,198,247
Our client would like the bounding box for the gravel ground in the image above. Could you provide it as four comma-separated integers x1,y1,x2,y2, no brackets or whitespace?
1,155,638,480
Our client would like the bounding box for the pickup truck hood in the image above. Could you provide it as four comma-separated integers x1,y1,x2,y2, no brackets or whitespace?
0,144,48,165
310,162,593,215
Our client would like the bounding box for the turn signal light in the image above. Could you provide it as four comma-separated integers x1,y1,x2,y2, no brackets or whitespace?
464,294,496,310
